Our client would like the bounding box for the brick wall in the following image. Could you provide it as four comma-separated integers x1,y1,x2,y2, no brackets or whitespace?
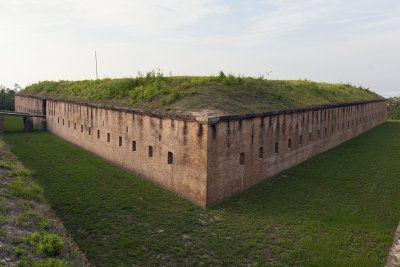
15,95,387,207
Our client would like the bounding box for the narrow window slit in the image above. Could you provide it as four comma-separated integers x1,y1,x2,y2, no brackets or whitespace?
132,141,136,151
148,146,153,157
239,152,245,165
168,152,173,164
259,147,263,158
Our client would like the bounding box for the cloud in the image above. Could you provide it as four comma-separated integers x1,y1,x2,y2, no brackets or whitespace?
357,16,400,29
0,0,229,35
73,0,229,29
245,0,336,39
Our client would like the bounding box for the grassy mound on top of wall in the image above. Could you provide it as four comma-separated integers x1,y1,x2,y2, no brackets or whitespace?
3,116,400,266
20,71,382,114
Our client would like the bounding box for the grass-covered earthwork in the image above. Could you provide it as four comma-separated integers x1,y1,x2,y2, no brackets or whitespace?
20,71,382,114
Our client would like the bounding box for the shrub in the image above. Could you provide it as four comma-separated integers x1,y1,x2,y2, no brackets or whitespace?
23,232,64,256
14,247,25,256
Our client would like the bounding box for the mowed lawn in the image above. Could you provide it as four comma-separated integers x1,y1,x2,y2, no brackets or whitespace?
2,116,400,266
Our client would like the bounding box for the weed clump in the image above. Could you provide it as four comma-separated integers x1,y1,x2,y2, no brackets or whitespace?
7,176,44,201
23,232,64,256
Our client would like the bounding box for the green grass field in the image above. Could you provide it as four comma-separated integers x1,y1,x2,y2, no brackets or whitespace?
20,72,382,114
2,116,400,266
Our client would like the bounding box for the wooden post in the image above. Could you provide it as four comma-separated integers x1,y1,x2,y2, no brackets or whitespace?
0,115,3,134
23,116,33,132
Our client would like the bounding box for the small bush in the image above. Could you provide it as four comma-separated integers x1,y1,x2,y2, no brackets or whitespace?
14,247,25,256
181,81,191,89
24,232,64,256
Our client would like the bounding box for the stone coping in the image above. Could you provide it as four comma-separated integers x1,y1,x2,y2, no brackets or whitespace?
17,94,386,125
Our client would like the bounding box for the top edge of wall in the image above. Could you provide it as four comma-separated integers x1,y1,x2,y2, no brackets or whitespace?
16,94,386,125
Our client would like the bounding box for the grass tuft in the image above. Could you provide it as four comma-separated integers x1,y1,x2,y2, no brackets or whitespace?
7,176,44,201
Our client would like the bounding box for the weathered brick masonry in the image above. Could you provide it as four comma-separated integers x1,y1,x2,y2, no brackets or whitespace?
15,95,387,207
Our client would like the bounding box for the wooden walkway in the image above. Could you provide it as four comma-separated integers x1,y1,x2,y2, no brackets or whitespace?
0,111,46,133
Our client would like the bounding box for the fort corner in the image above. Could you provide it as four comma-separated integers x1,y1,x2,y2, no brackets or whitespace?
15,95,387,207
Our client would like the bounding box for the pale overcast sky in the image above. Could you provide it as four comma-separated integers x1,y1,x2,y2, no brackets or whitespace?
0,0,399,97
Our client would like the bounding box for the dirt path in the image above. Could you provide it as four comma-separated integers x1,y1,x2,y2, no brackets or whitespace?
387,224,400,267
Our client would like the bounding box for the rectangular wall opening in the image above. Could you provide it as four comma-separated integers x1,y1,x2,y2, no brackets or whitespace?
288,138,292,149
68,121,70,128
132,141,136,151
88,127,91,135
275,142,279,153
119,136,122,146
148,146,153,157
62,119,64,125
81,125,83,133
97,130,100,138
299,135,303,145
74,123,76,130
259,147,263,158
168,152,173,164
309,132,312,141
107,133,110,142
240,152,245,165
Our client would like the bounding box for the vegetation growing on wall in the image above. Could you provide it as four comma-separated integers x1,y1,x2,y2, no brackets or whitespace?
20,71,383,114
388,97,400,120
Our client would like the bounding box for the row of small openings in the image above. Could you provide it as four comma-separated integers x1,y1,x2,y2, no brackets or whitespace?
239,113,382,164
240,135,305,164
66,121,173,164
